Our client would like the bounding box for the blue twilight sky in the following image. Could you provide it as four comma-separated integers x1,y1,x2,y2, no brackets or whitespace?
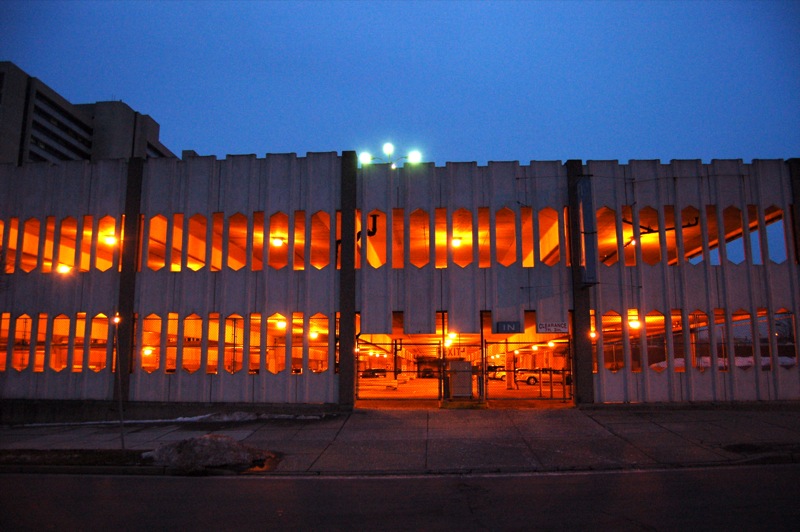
1,0,798,165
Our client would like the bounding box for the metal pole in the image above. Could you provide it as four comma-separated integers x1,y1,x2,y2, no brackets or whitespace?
113,314,125,449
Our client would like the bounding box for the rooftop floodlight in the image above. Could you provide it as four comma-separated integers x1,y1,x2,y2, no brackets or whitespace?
359,152,373,165
362,142,425,169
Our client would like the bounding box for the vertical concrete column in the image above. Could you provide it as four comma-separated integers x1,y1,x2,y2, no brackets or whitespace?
113,157,144,402
567,159,594,404
788,159,800,264
338,151,357,408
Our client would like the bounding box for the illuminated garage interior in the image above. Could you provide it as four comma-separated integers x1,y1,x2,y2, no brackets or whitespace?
356,312,572,402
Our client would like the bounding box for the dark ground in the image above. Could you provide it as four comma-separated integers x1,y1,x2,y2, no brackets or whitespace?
0,448,151,467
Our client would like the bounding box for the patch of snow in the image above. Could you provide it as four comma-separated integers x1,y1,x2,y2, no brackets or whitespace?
174,412,259,423
13,411,332,428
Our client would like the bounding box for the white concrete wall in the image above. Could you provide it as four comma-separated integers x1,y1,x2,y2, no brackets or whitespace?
2,157,797,405
130,153,340,404
0,159,127,400
590,159,800,403
356,160,572,337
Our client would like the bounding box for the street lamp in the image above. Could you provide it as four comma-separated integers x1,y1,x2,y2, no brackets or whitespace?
359,142,423,169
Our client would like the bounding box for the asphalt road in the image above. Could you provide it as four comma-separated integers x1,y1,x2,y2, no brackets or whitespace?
2,464,798,530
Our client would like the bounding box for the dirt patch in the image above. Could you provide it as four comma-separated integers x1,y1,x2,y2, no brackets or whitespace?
0,438,282,474
0,448,153,467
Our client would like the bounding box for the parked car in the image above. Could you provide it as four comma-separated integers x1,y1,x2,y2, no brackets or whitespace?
361,368,388,378
514,368,538,385
487,365,507,380
420,367,437,378
515,368,573,386
649,356,797,371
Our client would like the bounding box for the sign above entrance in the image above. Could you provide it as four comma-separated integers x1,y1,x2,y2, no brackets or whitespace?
495,321,522,334
537,321,569,333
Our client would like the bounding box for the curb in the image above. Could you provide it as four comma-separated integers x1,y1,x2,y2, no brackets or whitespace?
2,453,798,477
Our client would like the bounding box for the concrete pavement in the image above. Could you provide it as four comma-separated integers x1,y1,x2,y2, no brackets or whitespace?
2,402,800,475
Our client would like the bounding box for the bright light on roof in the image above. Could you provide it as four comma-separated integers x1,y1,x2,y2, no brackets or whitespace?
361,143,424,168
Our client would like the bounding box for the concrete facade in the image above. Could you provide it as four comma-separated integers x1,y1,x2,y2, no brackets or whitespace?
1,154,798,406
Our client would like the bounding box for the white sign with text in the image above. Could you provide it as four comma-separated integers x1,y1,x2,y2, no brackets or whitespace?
537,321,569,333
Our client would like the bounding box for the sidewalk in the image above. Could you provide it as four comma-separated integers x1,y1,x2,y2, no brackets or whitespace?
2,403,800,475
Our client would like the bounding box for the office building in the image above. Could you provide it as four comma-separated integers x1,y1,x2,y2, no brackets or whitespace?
0,61,173,165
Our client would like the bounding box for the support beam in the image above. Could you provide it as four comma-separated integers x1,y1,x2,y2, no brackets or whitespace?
338,151,357,408
114,157,143,402
567,159,594,404
788,159,800,265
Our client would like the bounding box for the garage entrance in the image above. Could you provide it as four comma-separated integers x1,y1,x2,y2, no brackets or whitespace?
354,311,574,405
484,340,573,401
356,338,483,400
